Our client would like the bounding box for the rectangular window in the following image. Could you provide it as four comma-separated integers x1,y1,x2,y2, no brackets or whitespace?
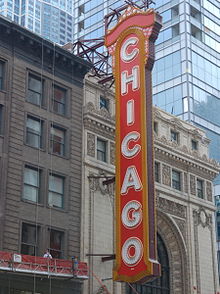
97,138,107,162
26,116,42,148
155,162,160,182
49,229,63,258
23,166,40,203
197,179,204,198
50,125,65,156
154,121,158,134
48,174,64,208
52,85,66,115
0,105,3,134
100,96,109,111
171,130,179,143
0,61,4,90
21,223,39,256
191,140,198,150
27,74,43,105
172,170,181,190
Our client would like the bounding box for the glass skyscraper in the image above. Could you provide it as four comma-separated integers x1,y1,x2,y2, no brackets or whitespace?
0,0,74,44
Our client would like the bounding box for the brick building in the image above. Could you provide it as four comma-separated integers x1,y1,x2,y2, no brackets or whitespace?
81,75,220,294
0,17,91,293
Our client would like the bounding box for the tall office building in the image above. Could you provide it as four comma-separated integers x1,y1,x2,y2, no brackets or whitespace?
150,0,220,248
0,0,74,44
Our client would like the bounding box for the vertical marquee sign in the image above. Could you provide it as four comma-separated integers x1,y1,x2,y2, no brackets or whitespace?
105,7,162,283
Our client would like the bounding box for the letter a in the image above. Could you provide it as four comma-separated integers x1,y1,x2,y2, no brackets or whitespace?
121,166,142,195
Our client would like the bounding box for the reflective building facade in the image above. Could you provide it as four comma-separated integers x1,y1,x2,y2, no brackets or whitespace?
0,0,74,44
151,0,220,265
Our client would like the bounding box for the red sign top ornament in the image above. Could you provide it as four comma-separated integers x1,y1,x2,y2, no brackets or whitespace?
105,6,162,283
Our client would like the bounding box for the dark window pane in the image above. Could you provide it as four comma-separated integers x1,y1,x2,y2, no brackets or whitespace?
27,74,43,105
48,174,64,208
97,138,107,162
49,229,63,258
23,166,40,203
50,125,65,156
172,170,181,190
197,179,204,198
26,116,42,148
0,105,3,134
100,96,109,110
171,130,179,143
21,223,38,256
0,61,4,90
53,85,66,115
155,162,160,182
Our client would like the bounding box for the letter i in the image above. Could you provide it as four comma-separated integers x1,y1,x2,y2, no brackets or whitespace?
127,100,134,126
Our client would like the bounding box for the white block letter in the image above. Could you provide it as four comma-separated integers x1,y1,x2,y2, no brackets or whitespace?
122,201,142,229
120,37,139,62
127,100,134,125
121,166,142,195
121,66,139,95
122,237,143,266
121,131,141,159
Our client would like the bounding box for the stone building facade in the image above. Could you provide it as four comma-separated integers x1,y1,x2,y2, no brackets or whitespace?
0,17,91,293
82,75,220,294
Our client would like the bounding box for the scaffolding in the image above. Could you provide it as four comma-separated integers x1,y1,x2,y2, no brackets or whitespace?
0,251,88,279
63,0,155,85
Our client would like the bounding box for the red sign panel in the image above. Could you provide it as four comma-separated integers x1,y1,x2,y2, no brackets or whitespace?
105,7,162,283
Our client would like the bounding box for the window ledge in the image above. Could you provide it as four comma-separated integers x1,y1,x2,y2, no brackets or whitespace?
47,204,67,213
24,143,46,152
26,100,47,110
50,152,69,160
21,199,44,207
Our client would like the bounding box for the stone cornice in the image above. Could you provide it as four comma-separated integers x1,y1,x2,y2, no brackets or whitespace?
83,102,115,138
155,138,220,178
84,116,115,140
154,108,210,145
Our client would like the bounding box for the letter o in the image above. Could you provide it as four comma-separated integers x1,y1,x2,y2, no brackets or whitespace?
122,237,143,267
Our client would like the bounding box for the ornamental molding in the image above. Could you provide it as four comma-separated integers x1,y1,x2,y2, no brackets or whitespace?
154,108,210,146
84,102,115,124
193,207,213,292
155,142,219,178
157,197,187,219
88,171,115,197
193,207,212,229
84,118,115,140
172,217,187,243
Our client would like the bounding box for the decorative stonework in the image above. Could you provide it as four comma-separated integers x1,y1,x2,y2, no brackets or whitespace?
157,212,189,294
84,102,114,122
87,132,95,157
158,197,186,219
110,142,115,166
193,208,212,229
206,181,212,202
162,164,171,186
173,217,187,241
88,172,115,197
190,175,196,195
184,173,188,193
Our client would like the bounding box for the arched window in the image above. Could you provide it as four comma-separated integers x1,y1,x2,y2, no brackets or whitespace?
126,234,170,294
